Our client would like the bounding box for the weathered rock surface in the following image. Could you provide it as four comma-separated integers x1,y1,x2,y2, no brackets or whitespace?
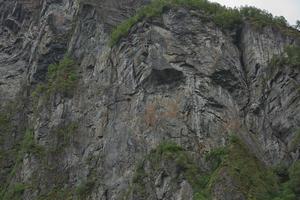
0,0,299,200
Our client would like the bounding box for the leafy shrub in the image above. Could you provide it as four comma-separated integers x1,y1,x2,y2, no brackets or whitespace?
20,129,44,156
288,161,300,195
2,183,27,200
54,123,78,145
37,187,73,200
222,137,278,199
75,180,95,199
129,138,300,200
46,123,78,154
32,57,78,100
284,46,300,67
0,101,20,143
156,141,184,153
271,45,300,68
273,161,300,199
205,147,227,171
130,141,212,200
0,114,11,134
47,57,78,95
215,9,242,29
0,129,46,199
110,0,296,46
239,6,288,28
288,130,300,152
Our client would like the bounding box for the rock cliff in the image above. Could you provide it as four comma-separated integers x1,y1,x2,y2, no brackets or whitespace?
0,0,299,200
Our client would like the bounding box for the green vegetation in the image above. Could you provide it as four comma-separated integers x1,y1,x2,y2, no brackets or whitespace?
239,6,288,28
0,114,11,136
37,187,73,200
203,137,300,200
208,136,300,200
295,20,300,30
0,101,21,145
0,113,11,149
271,45,300,69
54,123,78,144
19,129,45,157
47,123,78,154
211,136,278,199
2,183,27,200
0,129,44,200
0,102,25,200
32,56,78,100
129,137,300,200
75,180,95,200
130,141,212,199
274,161,300,200
205,147,227,171
110,0,298,46
289,130,300,152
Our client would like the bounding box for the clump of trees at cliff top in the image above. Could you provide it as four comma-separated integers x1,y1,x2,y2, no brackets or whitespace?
110,0,299,46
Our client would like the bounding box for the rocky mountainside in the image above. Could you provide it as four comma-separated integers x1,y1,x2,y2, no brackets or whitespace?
0,0,300,200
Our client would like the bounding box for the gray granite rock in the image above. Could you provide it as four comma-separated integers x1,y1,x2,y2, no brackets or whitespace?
0,1,299,199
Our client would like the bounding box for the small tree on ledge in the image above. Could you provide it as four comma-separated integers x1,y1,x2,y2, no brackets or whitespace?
295,20,300,30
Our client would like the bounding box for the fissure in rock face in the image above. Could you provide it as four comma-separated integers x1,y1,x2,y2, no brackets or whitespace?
0,0,299,200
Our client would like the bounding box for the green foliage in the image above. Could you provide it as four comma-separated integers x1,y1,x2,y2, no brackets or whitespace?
0,129,44,199
239,6,287,28
47,57,78,95
2,183,27,200
130,138,300,200
75,180,95,199
31,84,47,99
284,46,300,67
213,7,242,29
274,161,300,200
47,123,78,154
219,137,278,199
295,20,300,30
20,129,45,157
37,187,73,200
54,123,78,144
207,137,300,200
0,114,11,135
33,56,78,100
271,45,300,69
131,142,212,200
110,0,168,46
110,0,297,46
289,130,300,152
287,161,300,195
0,113,10,147
273,164,289,183
0,101,20,144
205,147,227,171
156,141,184,153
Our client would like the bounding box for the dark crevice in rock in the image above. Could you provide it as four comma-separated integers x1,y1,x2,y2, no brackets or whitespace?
235,26,251,116
210,69,239,93
145,68,185,86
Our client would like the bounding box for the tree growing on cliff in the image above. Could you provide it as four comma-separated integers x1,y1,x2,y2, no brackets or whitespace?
295,20,300,30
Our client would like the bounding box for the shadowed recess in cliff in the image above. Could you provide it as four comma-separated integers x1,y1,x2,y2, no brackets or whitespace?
140,68,185,92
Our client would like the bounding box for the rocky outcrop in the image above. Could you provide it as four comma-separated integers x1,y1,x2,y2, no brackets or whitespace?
0,0,299,200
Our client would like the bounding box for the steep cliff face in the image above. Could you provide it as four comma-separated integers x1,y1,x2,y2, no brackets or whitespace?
0,0,299,200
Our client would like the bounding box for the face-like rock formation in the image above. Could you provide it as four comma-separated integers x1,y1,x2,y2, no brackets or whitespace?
0,0,299,200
